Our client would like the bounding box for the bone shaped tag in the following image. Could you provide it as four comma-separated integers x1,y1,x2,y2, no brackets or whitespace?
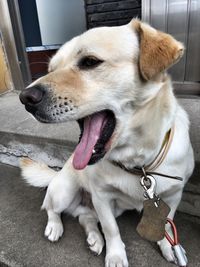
136,197,170,242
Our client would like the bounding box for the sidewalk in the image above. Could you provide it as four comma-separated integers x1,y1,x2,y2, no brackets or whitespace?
0,163,199,267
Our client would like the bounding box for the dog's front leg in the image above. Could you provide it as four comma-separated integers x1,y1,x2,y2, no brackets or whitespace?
92,192,128,267
42,158,80,242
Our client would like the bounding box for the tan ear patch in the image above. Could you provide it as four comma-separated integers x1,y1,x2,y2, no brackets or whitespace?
132,20,184,80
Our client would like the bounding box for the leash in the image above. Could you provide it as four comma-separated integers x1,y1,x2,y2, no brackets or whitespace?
111,161,183,181
165,219,188,267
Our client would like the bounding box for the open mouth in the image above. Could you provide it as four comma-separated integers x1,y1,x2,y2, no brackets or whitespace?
73,110,116,170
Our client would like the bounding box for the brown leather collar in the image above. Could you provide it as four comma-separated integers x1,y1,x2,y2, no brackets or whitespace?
110,126,183,181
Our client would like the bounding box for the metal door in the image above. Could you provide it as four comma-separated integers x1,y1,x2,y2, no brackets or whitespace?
142,0,200,93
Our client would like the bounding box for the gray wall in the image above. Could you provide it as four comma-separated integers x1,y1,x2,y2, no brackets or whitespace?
36,0,86,45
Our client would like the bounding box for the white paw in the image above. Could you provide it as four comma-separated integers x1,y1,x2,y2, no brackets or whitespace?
87,230,104,255
44,221,64,242
105,249,128,267
158,239,177,264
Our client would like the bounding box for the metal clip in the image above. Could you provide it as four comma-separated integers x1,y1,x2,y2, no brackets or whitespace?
140,175,157,199
173,244,188,266
140,175,160,207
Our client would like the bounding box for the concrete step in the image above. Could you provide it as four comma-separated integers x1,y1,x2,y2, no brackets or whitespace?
0,163,200,267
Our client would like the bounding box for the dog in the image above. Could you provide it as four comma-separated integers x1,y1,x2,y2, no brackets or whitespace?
19,19,194,267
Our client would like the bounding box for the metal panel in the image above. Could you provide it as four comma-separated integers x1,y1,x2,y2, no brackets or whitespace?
185,0,200,82
0,0,24,90
167,0,189,81
141,0,150,22
142,0,200,91
7,0,32,86
142,0,167,33
150,0,167,32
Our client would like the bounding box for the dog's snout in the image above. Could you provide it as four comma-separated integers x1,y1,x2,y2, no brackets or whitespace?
19,85,45,106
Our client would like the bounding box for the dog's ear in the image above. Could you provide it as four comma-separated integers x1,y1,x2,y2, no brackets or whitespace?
131,20,184,80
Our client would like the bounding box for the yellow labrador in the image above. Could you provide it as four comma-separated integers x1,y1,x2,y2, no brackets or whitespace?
19,19,194,267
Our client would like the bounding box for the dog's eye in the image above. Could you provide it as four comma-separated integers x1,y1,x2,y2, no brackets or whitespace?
78,56,103,69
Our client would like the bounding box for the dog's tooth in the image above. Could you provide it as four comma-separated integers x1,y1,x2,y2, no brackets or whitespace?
92,149,96,153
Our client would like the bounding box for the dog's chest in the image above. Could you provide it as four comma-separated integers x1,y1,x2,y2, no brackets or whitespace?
86,163,146,207
108,172,145,207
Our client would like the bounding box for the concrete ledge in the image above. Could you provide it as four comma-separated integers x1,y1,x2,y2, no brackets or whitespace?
0,132,74,168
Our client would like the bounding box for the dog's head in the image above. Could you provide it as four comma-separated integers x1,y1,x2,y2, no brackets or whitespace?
20,19,183,170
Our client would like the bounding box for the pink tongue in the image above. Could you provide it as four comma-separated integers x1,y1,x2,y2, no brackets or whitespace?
73,112,107,170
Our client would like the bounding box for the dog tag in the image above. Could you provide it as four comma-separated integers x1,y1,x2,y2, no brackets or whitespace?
136,197,170,242
137,175,170,241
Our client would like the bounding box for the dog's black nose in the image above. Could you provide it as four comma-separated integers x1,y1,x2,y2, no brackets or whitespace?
19,85,44,106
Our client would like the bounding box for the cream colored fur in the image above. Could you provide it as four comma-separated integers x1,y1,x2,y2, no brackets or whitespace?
20,20,194,267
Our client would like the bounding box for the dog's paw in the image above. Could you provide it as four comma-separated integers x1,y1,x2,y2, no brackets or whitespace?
158,239,177,264
105,249,128,267
87,230,104,255
44,221,64,242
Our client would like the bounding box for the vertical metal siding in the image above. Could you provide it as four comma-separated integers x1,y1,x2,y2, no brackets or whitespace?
185,0,200,81
142,0,200,84
167,0,188,81
150,0,167,32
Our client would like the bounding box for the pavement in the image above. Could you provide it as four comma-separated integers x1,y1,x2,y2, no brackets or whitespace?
0,163,200,267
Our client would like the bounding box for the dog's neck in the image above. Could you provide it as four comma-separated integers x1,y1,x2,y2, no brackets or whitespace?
108,77,177,169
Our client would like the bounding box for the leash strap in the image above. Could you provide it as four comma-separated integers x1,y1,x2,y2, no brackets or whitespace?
165,219,188,267
111,161,183,181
